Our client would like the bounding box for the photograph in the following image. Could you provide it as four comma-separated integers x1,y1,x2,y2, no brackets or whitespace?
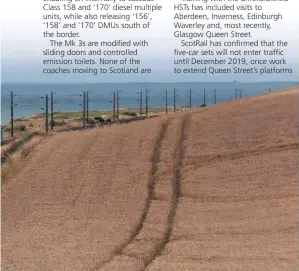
1,0,298,270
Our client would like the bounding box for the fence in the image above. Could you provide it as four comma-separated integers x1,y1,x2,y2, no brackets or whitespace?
1,86,276,140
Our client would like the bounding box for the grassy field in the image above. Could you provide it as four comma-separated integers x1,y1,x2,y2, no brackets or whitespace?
1,88,298,271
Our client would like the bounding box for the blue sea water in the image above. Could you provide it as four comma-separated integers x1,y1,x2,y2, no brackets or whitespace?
1,81,297,125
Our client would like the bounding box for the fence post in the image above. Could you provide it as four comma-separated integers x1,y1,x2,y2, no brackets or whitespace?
145,88,148,118
10,91,14,137
45,94,49,135
83,91,86,128
86,91,89,124
173,88,177,112
213,89,217,104
50,91,54,130
113,92,116,121
116,90,120,121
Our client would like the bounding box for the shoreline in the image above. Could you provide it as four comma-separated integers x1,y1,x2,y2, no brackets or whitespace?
1,106,180,126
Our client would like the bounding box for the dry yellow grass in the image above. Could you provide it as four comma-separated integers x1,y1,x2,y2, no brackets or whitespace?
1,135,45,183
146,89,299,271
2,118,162,270
1,88,298,271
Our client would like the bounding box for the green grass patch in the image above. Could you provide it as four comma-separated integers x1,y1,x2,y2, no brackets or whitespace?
55,111,112,119
54,109,164,119
5,132,42,156
122,111,137,116
4,125,26,132
50,120,66,127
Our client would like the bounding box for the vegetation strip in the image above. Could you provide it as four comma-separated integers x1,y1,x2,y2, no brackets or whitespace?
1,132,42,165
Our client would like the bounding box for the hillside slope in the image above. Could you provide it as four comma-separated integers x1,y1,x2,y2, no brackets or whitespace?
2,88,298,271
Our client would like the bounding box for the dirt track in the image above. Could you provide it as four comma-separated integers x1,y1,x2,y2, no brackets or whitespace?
2,88,299,271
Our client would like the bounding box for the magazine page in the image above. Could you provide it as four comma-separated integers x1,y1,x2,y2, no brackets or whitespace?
1,0,298,270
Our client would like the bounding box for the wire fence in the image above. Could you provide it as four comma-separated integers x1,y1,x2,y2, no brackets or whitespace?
0,85,291,142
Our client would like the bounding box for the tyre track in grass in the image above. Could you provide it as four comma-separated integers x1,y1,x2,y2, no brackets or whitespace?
134,118,172,237
143,114,189,269
96,114,190,271
148,119,172,201
94,117,172,271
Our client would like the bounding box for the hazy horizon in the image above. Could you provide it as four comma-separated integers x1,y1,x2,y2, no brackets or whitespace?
1,79,299,85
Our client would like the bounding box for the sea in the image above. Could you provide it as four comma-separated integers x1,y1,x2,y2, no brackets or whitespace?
1,81,297,125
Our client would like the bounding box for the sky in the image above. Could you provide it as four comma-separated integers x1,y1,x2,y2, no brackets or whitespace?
0,0,298,83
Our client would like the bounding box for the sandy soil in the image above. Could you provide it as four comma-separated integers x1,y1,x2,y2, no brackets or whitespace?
1,88,298,271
